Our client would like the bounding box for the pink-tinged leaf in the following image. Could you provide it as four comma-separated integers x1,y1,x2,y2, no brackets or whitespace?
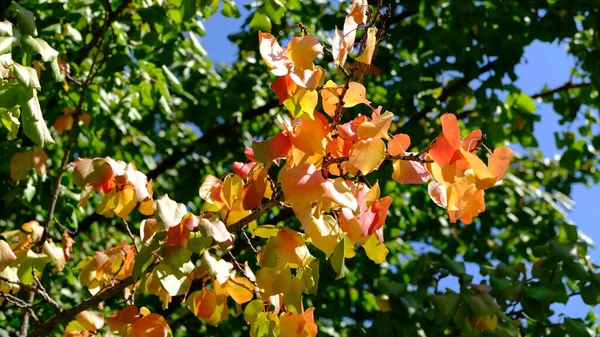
258,32,290,76
233,162,256,180
289,66,325,90
252,132,292,164
392,158,430,184
428,181,447,208
244,147,257,162
358,196,392,236
0,239,17,270
70,158,113,189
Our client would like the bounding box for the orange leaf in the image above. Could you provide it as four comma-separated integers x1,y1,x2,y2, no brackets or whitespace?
252,132,292,164
488,148,513,179
131,313,169,337
332,27,349,67
10,151,32,181
356,110,392,140
388,133,411,155
107,305,138,333
343,82,371,108
280,307,318,337
225,277,255,304
270,74,298,104
429,113,461,166
291,112,329,155
242,166,268,210
281,163,327,210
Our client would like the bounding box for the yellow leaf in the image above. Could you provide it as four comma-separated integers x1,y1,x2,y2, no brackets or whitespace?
348,138,386,174
114,185,137,219
460,149,497,189
332,27,349,67
356,27,378,65
273,228,313,268
256,267,292,297
363,234,388,264
285,36,323,71
220,174,244,210
356,110,392,140
300,213,341,258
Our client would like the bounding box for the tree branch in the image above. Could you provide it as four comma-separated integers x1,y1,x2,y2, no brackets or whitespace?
228,193,285,233
76,0,131,64
531,81,590,99
28,270,143,337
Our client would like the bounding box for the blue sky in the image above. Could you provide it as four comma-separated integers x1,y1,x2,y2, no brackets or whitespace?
199,5,599,319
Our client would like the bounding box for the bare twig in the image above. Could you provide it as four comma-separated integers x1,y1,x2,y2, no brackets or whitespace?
241,231,258,253
123,220,139,253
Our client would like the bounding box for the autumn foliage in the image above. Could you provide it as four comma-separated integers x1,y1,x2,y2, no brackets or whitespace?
1,1,521,336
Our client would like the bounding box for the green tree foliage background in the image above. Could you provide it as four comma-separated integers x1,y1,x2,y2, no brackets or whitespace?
0,0,599,336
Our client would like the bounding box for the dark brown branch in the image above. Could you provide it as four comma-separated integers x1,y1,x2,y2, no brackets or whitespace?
228,193,285,233
530,81,590,99
28,266,149,337
76,0,131,64
399,60,497,131
456,81,593,119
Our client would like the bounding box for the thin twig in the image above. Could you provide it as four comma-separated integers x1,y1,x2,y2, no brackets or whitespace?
123,220,139,253
241,231,258,253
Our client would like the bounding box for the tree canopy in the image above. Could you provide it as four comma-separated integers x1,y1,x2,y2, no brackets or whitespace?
0,0,599,336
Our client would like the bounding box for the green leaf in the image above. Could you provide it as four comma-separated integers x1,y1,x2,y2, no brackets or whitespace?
21,35,58,62
162,65,183,93
9,2,36,35
0,21,12,56
432,292,460,323
221,0,241,18
0,107,20,137
443,254,465,276
249,12,272,32
244,299,264,324
506,92,536,114
522,284,554,302
18,87,54,147
13,250,51,286
330,236,348,280
132,232,165,281
13,64,40,89
186,232,213,254
564,318,593,337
